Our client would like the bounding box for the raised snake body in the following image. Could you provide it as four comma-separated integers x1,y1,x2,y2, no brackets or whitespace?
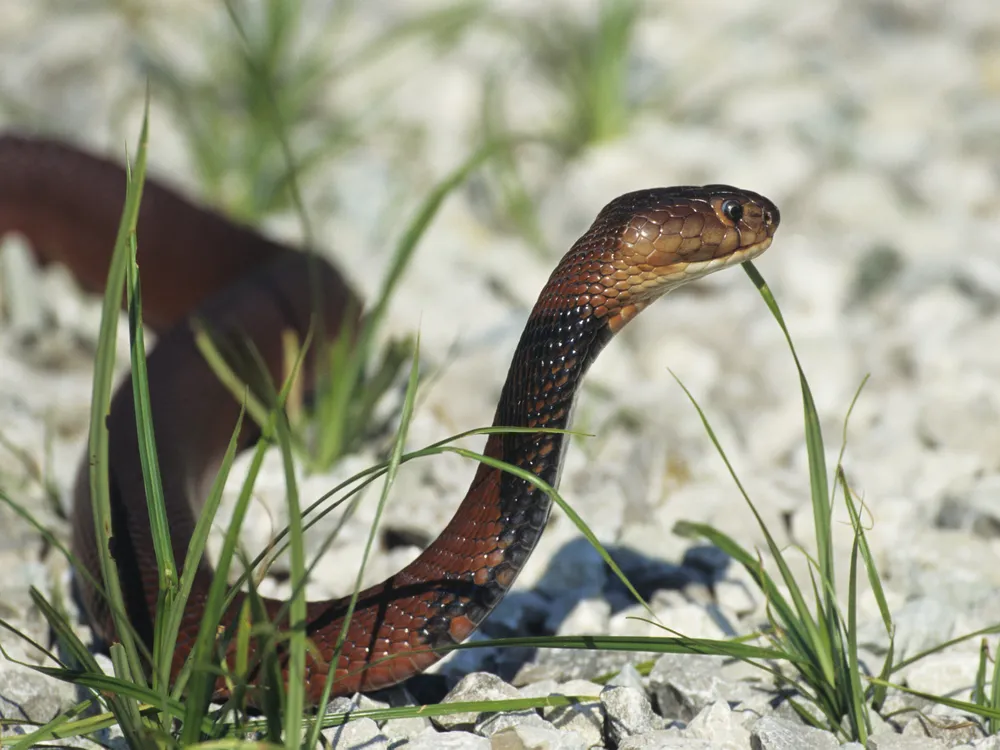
0,134,780,702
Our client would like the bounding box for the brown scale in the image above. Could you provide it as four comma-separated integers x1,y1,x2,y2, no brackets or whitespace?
0,134,780,703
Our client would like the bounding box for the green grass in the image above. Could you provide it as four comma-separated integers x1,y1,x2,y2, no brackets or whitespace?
670,263,890,742
125,0,496,472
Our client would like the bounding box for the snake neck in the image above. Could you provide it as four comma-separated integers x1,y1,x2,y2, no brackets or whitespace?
433,300,613,622
490,304,613,485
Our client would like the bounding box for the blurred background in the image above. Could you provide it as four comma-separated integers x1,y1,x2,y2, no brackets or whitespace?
2,0,1000,690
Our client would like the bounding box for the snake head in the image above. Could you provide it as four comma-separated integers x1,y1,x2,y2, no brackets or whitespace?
567,185,780,332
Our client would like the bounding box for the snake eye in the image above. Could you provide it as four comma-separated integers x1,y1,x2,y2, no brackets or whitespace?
721,199,744,223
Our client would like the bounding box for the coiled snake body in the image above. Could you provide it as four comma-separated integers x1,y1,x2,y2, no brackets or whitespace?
0,134,780,702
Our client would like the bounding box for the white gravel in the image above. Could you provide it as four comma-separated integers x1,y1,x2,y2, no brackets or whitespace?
2,1,1000,747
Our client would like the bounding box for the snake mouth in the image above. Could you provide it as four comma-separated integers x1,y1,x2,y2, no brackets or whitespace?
606,230,775,334
722,234,774,267
630,234,774,302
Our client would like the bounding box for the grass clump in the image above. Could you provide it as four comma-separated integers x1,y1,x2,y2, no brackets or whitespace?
659,262,1000,743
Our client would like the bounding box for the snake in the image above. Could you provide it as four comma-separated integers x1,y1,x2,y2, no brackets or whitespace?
0,133,780,703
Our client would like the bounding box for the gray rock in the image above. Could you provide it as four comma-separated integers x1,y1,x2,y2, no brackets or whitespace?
890,598,961,662
686,700,751,748
648,653,749,722
433,672,548,738
601,685,665,745
489,723,589,750
433,672,521,731
0,660,76,723
713,578,760,619
936,474,1000,538
325,695,362,715
901,708,984,745
513,648,647,687
917,388,1000,466
476,707,550,739
618,731,711,749
381,715,432,745
869,710,902,737
750,716,839,750
900,651,980,697
606,663,646,692
610,593,727,641
404,728,490,749
321,717,388,749
551,597,612,637
867,735,947,750
535,680,603,748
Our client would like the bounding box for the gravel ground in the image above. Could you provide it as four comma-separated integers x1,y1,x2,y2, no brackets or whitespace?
2,1,1000,748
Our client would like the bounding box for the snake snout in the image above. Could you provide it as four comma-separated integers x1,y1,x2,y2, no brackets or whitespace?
599,186,781,323
762,199,780,235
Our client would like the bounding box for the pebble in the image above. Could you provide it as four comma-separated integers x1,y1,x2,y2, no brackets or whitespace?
321,717,388,750
601,685,665,746
648,654,750,723
750,716,840,750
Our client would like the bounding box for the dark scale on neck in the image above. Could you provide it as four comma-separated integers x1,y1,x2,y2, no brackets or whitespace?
419,298,613,647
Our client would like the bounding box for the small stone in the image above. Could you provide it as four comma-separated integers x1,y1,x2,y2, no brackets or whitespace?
901,651,981,697
901,708,984,745
489,723,589,750
713,578,759,618
891,598,961,661
867,734,947,749
475,707,549,738
0,661,76,722
433,672,520,731
320,717,388,749
686,700,751,748
381,715,432,745
513,647,645,687
551,597,611,637
648,653,749,722
617,730,708,749
601,685,665,745
750,715,839,750
935,474,1000,538
405,728,490,749
323,692,390,719
606,664,646,692
433,673,547,738
868,709,899,737
355,692,390,712
534,679,603,748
